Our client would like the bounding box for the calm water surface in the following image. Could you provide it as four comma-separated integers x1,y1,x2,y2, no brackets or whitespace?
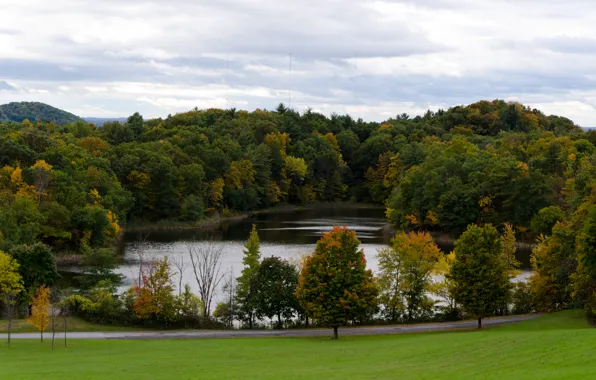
116,207,531,303
117,207,389,296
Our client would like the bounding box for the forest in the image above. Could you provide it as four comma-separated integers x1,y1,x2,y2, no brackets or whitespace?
2,99,596,332
0,102,84,125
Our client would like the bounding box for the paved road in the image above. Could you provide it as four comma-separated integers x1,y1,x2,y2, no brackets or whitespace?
2,315,540,340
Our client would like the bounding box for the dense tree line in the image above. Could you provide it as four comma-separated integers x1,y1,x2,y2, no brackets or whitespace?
4,98,596,336
0,99,588,257
1,221,595,340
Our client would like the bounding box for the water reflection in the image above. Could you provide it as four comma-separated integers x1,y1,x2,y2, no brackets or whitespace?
115,207,532,303
117,207,388,298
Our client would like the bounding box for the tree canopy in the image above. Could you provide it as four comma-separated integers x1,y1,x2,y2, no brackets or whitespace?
0,99,589,257
449,224,512,328
296,226,378,339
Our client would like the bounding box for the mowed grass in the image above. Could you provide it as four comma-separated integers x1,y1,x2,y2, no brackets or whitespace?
0,317,144,333
1,310,594,380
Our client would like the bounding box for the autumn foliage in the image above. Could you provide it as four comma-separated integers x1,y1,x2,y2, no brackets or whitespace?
133,257,176,322
377,231,442,322
29,285,50,341
296,226,378,339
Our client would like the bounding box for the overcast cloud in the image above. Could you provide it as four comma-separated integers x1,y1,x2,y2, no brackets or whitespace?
1,0,596,125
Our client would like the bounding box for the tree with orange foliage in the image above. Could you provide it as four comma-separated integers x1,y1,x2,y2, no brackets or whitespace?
133,257,176,322
296,227,378,339
28,285,50,342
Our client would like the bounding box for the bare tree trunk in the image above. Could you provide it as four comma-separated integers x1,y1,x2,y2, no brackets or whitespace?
4,293,16,348
61,295,69,348
333,326,339,340
227,269,234,329
136,233,149,287
51,307,56,351
6,297,14,348
188,240,225,320
173,253,185,298
7,317,11,347
478,317,482,329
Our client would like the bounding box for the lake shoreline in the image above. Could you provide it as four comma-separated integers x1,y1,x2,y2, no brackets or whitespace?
55,202,385,266
123,202,385,233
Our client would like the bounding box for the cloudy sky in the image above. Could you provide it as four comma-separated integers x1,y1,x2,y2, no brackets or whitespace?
1,0,596,125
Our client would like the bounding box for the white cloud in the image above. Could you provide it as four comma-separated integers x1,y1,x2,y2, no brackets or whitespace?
1,0,596,125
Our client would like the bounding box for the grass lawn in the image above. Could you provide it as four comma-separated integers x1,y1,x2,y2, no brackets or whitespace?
1,310,594,379
0,317,143,333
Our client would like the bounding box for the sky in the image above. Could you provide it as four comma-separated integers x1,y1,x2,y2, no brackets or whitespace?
1,0,596,125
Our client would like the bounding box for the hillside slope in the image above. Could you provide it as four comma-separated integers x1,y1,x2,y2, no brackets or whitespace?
0,102,84,124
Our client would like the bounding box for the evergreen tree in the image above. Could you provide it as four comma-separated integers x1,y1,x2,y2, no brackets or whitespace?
236,224,261,328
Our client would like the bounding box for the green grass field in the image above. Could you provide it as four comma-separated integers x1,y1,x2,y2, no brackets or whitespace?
0,317,143,333
1,311,594,379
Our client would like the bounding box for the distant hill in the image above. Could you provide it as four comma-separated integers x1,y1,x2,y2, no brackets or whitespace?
84,117,128,126
0,102,84,125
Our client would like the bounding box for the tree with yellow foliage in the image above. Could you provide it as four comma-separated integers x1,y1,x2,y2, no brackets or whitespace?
429,250,458,317
377,231,442,322
501,223,520,276
28,285,50,342
31,160,53,206
0,251,24,346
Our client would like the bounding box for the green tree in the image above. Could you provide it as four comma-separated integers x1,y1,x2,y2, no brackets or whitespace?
180,195,204,222
127,112,145,139
251,256,299,328
531,206,564,236
529,221,577,312
76,248,123,289
236,224,261,328
284,156,308,183
296,226,378,339
449,224,512,328
176,284,203,327
10,243,59,294
574,205,596,319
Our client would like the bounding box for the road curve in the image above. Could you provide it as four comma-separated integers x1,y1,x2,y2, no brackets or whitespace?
2,314,541,340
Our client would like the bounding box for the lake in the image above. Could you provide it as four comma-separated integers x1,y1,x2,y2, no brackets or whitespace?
116,207,388,294
115,206,532,305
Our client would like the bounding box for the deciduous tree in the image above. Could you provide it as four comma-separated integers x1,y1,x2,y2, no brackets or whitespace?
0,251,24,346
133,257,176,323
188,240,225,319
449,224,512,328
296,227,378,339
377,231,441,322
10,243,58,295
251,256,299,328
28,285,50,342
